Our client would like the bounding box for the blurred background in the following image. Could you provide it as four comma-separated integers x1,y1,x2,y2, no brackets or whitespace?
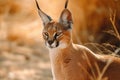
0,0,120,80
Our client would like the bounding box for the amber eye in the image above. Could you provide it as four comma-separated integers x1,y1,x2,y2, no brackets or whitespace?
43,32,49,39
43,32,48,36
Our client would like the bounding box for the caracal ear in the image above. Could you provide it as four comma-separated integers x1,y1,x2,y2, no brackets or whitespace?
35,0,52,26
59,0,73,30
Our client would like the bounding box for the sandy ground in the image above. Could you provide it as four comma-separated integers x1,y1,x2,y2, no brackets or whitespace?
0,40,52,80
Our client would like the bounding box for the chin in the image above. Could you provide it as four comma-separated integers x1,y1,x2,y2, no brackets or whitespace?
46,43,59,49
46,41,69,49
46,45,55,49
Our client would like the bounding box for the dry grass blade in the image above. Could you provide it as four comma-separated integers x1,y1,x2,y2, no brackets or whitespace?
83,51,97,80
96,59,112,80
82,51,111,80
110,10,120,40
103,30,116,37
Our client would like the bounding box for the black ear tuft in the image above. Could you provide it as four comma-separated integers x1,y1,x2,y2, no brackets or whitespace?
65,0,69,9
35,0,52,26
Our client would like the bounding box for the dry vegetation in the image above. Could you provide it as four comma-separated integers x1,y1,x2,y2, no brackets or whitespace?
0,0,120,80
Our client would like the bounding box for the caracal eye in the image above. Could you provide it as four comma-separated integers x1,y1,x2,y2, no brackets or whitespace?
43,32,49,39
54,32,63,38
44,32,49,36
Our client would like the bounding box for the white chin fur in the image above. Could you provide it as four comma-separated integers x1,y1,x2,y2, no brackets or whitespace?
46,42,57,48
51,42,57,48
46,41,68,49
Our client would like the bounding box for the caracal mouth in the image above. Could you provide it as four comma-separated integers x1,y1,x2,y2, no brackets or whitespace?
47,43,59,49
48,45,57,48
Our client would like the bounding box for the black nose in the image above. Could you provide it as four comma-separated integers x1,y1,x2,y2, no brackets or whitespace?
48,40,53,45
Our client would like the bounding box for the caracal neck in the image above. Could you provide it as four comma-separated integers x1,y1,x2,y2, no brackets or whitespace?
48,42,74,60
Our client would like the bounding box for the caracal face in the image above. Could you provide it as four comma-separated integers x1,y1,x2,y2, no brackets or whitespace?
35,0,72,49
42,21,72,49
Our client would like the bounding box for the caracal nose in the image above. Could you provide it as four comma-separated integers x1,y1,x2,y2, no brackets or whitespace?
48,40,54,45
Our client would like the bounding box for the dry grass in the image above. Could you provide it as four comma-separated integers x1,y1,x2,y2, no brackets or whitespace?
83,10,120,80
110,10,120,40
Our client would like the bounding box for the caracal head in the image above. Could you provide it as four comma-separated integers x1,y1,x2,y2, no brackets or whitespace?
35,0,73,49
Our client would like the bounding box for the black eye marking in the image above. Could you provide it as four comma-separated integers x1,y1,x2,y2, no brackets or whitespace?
56,41,59,47
54,32,62,39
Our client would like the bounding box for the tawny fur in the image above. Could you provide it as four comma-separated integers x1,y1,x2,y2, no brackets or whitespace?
49,41,120,80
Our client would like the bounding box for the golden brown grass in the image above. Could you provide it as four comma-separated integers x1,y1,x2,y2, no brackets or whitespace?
110,10,120,40
83,10,120,80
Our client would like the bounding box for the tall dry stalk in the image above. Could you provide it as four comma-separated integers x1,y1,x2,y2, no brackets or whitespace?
80,51,112,80
110,10,120,40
